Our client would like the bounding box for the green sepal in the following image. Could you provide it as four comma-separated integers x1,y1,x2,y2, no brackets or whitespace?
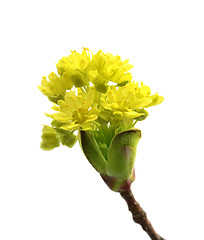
70,73,84,87
106,129,141,182
116,81,129,87
51,120,63,128
78,130,107,175
135,108,149,121
93,77,108,93
48,94,64,104
40,125,60,151
55,129,77,148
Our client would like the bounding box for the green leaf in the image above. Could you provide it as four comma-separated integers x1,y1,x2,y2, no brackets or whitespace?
40,125,60,151
106,129,141,181
79,130,107,174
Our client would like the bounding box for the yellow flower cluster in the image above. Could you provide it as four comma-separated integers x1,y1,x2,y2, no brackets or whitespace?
39,48,163,149
100,82,163,121
39,48,133,103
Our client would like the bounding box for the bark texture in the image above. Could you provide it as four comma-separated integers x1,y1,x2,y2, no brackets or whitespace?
120,189,165,240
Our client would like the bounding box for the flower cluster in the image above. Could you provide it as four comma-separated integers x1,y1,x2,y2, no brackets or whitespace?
39,48,163,151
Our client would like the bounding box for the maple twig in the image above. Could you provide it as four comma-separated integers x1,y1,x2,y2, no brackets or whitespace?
120,189,166,240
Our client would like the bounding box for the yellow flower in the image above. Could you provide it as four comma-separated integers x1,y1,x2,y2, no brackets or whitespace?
100,82,164,121
88,52,133,92
46,89,99,131
57,48,133,86
38,48,134,101
57,48,92,75
38,72,73,103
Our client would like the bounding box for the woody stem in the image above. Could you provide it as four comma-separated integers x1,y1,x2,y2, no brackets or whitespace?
120,188,165,240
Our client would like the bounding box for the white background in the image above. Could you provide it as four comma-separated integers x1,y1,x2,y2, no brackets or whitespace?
0,0,204,239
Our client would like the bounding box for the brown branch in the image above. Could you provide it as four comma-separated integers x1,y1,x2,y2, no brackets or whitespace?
120,188,166,240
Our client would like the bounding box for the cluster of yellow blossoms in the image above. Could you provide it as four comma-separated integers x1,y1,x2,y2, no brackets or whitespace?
39,48,163,150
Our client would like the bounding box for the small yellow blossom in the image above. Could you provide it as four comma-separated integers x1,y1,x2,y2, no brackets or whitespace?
88,52,133,92
46,89,99,131
38,72,73,103
99,82,163,122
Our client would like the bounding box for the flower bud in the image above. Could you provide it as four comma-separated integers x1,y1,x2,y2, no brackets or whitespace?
40,125,60,151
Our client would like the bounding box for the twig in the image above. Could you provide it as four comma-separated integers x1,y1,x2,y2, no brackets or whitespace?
120,188,165,240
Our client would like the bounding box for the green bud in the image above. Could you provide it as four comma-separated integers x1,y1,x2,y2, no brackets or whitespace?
40,125,60,151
